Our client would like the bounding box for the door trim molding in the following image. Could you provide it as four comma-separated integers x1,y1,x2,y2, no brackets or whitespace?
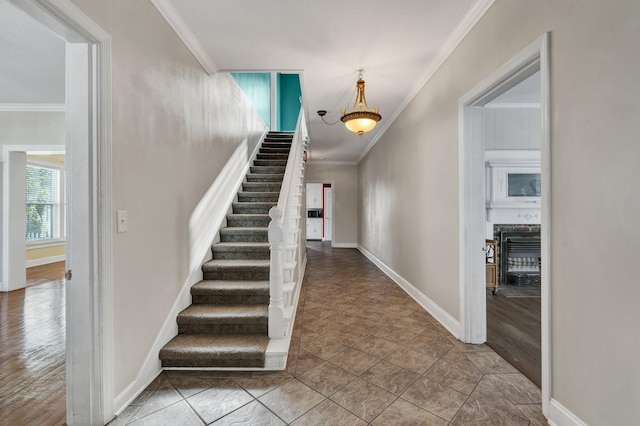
458,33,551,416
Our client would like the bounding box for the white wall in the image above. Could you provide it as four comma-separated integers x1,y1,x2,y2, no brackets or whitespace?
483,107,540,150
68,0,266,403
305,163,358,246
2,152,26,291
358,0,640,424
0,111,65,150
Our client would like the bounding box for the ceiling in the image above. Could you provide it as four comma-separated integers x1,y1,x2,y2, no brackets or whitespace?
0,0,65,105
1,0,541,163
161,0,489,163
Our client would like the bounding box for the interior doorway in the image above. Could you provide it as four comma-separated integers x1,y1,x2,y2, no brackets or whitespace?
459,34,551,415
305,181,333,242
5,0,114,423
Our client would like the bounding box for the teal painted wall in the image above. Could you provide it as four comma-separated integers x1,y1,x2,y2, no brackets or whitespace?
231,72,271,128
278,73,301,131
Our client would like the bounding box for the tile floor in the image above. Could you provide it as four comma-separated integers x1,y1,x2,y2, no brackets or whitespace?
110,242,547,425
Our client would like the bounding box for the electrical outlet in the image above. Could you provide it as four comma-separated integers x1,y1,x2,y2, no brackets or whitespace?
117,210,127,233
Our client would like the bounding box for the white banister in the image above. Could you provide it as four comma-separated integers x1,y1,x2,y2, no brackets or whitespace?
268,110,307,338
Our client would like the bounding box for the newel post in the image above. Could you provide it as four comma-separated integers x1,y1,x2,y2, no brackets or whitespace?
268,207,285,338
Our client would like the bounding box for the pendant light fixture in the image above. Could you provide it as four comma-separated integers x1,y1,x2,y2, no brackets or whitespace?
340,70,381,137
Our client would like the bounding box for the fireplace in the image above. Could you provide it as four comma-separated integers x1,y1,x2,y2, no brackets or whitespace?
499,230,541,286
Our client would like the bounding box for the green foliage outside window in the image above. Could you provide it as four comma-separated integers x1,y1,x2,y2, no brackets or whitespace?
26,165,56,241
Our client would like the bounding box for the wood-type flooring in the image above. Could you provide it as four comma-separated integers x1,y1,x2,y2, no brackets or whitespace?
486,288,542,387
0,262,66,426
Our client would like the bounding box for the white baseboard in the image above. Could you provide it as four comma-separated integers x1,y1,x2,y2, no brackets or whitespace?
331,242,357,248
357,244,461,338
548,399,587,426
26,255,66,268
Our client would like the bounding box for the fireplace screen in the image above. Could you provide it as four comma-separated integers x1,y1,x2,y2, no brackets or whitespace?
499,231,541,285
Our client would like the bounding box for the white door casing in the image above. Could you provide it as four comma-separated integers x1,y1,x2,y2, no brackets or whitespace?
458,33,551,416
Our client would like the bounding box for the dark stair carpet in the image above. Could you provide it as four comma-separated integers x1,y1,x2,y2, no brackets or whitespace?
160,131,293,368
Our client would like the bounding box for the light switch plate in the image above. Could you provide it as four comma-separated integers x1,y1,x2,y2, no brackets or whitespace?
117,210,127,233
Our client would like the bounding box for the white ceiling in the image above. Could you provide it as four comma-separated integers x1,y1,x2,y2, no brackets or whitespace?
164,0,486,163
0,0,65,106
2,0,540,163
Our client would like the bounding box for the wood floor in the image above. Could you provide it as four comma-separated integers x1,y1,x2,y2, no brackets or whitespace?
486,288,541,387
0,262,66,425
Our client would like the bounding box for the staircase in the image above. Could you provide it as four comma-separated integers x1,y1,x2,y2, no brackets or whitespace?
159,132,294,368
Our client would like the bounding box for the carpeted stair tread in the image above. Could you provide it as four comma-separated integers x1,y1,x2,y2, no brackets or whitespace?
226,214,271,228
177,304,268,334
192,280,270,295
191,280,270,304
212,242,270,249
232,202,276,214
257,153,289,160
242,182,282,192
254,159,288,167
211,241,270,259
237,192,279,202
202,258,269,269
178,304,268,323
245,173,284,182
160,334,268,367
219,227,268,242
250,166,286,174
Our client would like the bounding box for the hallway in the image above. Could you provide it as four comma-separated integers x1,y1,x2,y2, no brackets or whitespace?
112,243,545,425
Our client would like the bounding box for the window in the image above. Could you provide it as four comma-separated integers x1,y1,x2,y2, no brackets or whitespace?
25,163,65,243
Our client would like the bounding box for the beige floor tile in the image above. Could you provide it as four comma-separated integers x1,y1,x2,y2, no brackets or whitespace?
385,346,439,374
423,359,482,395
291,399,366,426
127,401,203,426
351,335,401,358
451,397,530,425
128,379,184,422
516,403,549,426
211,401,285,426
328,347,381,375
165,376,228,399
292,349,325,376
371,398,448,426
401,377,468,421
258,379,325,423
486,373,542,404
464,350,520,374
297,362,356,397
233,371,293,398
329,378,396,422
468,376,526,418
360,360,419,395
186,384,253,424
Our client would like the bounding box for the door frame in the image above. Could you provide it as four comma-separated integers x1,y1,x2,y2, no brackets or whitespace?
10,0,114,423
458,33,551,416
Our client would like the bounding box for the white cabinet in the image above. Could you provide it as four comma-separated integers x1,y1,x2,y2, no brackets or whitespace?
323,187,332,241
306,183,323,208
306,218,322,240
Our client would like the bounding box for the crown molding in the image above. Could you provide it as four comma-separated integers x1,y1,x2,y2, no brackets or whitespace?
150,0,218,75
0,103,65,111
358,0,496,164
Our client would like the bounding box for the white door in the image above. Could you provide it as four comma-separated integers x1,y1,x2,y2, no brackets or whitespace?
66,42,105,425
323,187,332,241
